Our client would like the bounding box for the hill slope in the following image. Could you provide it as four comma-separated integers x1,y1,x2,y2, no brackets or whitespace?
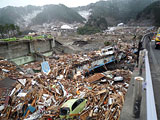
0,4,85,27
136,1,160,26
0,5,41,25
32,4,85,25
74,0,154,25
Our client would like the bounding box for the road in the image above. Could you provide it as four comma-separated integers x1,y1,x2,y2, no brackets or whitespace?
147,38,160,119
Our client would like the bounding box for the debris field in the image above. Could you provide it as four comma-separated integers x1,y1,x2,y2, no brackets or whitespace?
0,38,138,120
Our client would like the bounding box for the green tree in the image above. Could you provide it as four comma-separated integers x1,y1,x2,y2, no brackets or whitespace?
0,25,4,38
77,16,108,35
0,24,20,38
9,24,16,36
87,16,108,30
77,26,101,35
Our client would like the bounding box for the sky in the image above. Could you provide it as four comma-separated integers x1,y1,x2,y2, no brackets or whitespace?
0,0,101,8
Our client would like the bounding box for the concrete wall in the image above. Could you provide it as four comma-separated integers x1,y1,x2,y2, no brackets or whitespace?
0,38,75,65
0,39,55,60
30,39,53,53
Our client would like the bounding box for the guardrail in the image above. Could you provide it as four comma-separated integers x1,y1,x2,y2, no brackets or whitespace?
142,33,157,120
145,50,157,120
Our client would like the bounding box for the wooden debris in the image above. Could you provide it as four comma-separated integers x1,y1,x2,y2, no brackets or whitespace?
0,42,135,119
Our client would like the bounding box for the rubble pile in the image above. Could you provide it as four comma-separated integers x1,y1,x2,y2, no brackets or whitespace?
57,27,147,53
0,59,22,110
0,59,22,80
80,70,131,120
104,27,148,36
0,42,137,119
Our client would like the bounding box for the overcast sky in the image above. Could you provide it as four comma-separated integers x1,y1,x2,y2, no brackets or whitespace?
0,0,101,8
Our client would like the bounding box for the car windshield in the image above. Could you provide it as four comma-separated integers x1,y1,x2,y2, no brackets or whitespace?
72,99,84,111
108,48,113,51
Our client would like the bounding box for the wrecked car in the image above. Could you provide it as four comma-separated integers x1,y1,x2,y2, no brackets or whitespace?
60,99,87,119
101,46,114,56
